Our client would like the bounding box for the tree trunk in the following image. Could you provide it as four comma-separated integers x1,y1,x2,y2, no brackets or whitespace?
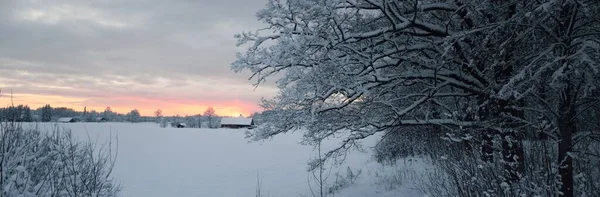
554,2,578,195
557,89,575,197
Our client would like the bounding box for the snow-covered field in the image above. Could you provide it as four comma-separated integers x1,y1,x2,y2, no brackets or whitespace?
27,122,429,197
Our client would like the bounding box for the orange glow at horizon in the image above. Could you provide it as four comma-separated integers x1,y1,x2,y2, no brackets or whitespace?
0,93,261,117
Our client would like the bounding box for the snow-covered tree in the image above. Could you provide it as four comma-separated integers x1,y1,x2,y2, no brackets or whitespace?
41,104,52,122
233,0,600,196
496,1,600,195
127,109,141,123
0,105,32,122
103,107,114,121
203,107,216,128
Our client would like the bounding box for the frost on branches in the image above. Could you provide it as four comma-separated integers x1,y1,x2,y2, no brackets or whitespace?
0,122,120,197
233,0,600,196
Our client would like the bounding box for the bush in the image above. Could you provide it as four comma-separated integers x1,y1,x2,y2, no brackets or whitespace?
0,121,120,197
374,126,464,164
415,139,600,197
375,125,600,196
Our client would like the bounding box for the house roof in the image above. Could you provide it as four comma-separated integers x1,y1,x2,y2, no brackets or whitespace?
220,117,253,126
57,117,73,122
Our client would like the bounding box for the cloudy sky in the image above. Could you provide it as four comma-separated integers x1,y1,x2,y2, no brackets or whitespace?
0,0,276,116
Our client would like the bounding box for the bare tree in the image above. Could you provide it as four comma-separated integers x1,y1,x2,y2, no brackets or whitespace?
307,139,330,197
154,109,162,118
203,107,216,128
154,109,167,128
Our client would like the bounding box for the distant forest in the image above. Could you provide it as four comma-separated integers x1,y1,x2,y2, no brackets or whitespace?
0,104,262,128
0,105,148,122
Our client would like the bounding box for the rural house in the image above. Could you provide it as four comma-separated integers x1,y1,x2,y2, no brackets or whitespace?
57,117,78,123
220,117,254,129
176,122,187,128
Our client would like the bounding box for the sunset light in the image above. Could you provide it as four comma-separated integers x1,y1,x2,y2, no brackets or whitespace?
0,0,597,196
0,92,261,117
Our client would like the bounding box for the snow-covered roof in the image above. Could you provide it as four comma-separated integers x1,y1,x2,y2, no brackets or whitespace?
220,117,253,126
177,123,187,126
57,117,73,122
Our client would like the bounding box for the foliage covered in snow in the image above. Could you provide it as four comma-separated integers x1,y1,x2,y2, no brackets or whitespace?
234,0,600,196
0,121,120,197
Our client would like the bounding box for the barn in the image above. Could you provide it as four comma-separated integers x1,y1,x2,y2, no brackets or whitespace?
57,117,77,123
176,123,187,128
220,117,254,129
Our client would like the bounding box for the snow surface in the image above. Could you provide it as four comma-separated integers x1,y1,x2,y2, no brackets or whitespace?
25,122,429,197
220,117,253,126
57,117,74,122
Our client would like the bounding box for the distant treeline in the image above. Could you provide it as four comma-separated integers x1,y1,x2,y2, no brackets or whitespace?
0,105,264,125
0,105,149,122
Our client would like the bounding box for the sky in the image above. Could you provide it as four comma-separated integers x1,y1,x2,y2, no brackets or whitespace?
0,0,277,117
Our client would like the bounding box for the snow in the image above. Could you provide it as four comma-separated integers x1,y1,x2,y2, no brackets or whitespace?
25,122,428,197
57,117,74,122
220,117,253,126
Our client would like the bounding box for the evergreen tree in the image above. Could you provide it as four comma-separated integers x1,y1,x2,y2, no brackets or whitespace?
41,104,52,122
21,105,32,122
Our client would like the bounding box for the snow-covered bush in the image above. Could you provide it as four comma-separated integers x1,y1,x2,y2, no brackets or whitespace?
373,164,417,191
0,121,120,197
415,139,600,197
373,126,467,164
326,167,362,195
